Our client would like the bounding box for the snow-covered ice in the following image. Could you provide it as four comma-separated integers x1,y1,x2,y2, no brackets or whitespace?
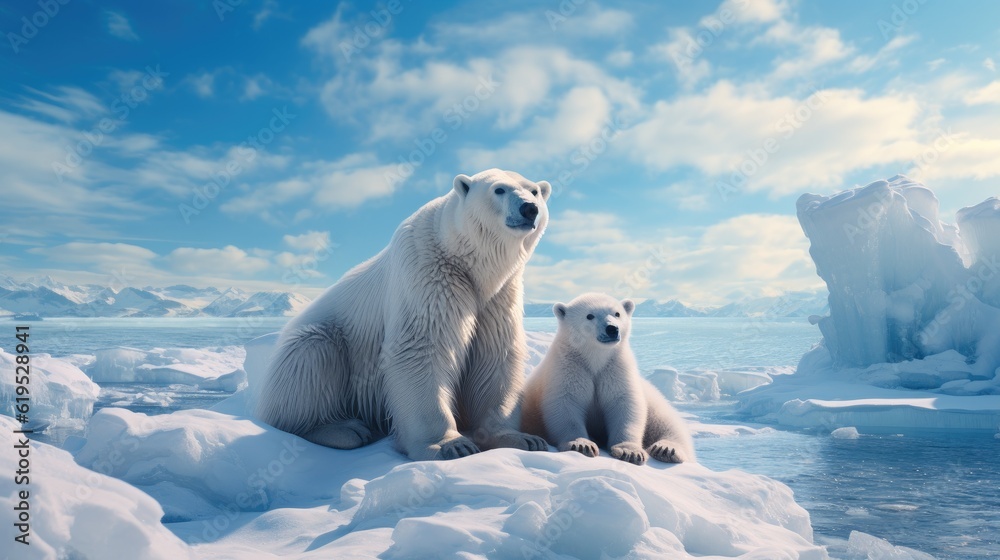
83,346,246,391
741,177,1000,432
71,407,827,559
0,348,100,430
0,416,191,559
56,330,835,558
843,530,936,560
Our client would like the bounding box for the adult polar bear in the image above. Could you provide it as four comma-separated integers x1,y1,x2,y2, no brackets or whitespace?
255,169,552,460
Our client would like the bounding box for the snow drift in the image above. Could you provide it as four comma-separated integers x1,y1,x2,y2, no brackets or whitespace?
741,176,1000,432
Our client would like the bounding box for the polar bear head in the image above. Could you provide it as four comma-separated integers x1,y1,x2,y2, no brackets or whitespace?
553,292,636,354
453,169,552,241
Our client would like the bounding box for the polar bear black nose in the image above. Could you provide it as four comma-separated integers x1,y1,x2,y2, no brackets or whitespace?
605,325,619,338
520,202,538,221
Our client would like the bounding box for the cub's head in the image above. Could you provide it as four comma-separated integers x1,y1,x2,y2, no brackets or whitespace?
554,292,635,352
453,169,551,240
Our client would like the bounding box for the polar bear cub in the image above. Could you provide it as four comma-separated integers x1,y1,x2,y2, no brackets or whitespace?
521,293,695,465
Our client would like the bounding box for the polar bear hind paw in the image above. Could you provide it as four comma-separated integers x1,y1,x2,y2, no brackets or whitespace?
560,438,599,457
611,442,648,465
489,431,549,451
302,419,373,449
648,440,686,463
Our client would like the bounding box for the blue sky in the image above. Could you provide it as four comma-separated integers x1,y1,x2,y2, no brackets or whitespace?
2,0,998,305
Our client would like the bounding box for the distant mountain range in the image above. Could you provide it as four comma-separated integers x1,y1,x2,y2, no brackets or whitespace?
0,274,828,319
525,291,829,318
0,275,311,318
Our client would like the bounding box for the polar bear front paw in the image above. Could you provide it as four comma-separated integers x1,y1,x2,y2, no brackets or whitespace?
560,438,599,457
611,442,648,465
648,440,686,463
437,436,481,460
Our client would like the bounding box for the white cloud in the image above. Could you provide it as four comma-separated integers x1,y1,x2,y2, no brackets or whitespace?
459,86,613,172
985,57,996,72
763,22,854,79
526,212,821,305
848,34,915,73
188,73,216,98
253,0,279,30
621,81,927,196
303,8,640,141
16,86,106,123
105,11,139,41
283,231,332,252
964,80,1000,105
165,245,270,276
649,29,713,89
222,153,401,219
29,242,157,271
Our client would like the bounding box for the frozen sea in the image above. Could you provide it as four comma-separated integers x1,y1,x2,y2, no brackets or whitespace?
10,316,999,559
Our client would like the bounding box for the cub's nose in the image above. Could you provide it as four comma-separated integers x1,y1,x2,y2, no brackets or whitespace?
520,202,538,221
605,325,619,338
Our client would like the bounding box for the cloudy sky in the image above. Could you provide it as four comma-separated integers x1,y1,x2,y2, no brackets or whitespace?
2,0,999,305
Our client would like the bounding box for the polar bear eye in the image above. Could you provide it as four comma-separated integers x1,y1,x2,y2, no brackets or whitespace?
494,188,505,195
586,314,594,320
531,189,538,196
615,312,621,317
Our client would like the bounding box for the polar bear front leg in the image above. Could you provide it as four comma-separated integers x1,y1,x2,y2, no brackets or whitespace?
599,373,650,465
382,306,482,461
464,279,547,452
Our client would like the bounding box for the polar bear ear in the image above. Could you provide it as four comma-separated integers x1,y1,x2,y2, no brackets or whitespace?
536,180,552,201
454,174,473,197
621,299,635,316
553,303,568,320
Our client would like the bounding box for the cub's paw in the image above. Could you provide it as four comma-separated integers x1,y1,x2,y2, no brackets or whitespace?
610,442,648,465
648,440,687,463
437,436,481,460
559,438,599,458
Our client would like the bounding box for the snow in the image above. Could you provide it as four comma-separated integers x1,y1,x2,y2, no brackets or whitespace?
740,177,1000,433
72,406,827,559
84,346,246,391
0,416,192,559
0,348,100,430
48,330,836,558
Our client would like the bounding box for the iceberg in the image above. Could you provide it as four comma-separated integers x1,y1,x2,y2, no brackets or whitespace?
741,177,1000,432
84,346,247,391
0,349,100,430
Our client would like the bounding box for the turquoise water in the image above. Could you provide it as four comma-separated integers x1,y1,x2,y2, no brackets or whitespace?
16,316,1000,558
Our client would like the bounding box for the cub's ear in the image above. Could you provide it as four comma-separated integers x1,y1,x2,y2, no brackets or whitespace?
553,303,567,320
622,299,635,316
536,180,552,201
454,174,472,197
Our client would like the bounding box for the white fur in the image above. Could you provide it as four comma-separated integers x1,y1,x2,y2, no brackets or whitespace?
255,169,552,460
521,293,696,465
